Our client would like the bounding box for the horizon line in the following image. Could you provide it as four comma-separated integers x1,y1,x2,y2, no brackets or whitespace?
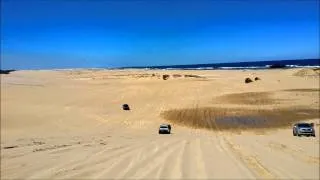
1,58,319,71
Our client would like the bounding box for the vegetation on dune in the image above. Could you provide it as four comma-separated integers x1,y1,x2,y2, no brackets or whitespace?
162,74,170,80
214,92,279,105
184,74,203,78
161,107,319,131
173,74,182,78
214,90,319,106
163,89,319,131
283,89,319,92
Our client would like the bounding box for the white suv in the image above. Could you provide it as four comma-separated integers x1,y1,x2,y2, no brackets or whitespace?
293,123,315,137
159,124,171,134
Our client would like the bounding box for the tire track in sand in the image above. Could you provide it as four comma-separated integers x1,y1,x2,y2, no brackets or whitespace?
214,134,256,178
56,141,155,178
201,115,256,178
88,140,159,179
156,139,188,179
250,140,301,179
223,136,276,179
133,139,188,179
180,138,208,179
268,141,320,165
92,138,182,179
29,141,144,179
208,115,275,179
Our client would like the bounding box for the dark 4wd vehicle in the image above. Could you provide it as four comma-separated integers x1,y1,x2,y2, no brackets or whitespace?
122,104,130,110
293,123,315,137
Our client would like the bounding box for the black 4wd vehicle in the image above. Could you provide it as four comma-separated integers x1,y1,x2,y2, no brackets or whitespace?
122,104,130,110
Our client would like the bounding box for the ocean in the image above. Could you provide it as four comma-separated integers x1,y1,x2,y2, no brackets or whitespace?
120,59,320,70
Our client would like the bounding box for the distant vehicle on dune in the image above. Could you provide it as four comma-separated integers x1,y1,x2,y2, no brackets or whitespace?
159,124,171,134
122,104,130,110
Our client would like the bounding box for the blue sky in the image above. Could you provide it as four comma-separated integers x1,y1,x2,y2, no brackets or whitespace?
1,0,319,69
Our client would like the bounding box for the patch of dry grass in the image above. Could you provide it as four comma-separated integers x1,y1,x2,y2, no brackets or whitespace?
214,89,319,106
161,107,319,131
184,74,204,78
283,89,320,92
214,92,280,105
162,74,170,80
173,74,183,78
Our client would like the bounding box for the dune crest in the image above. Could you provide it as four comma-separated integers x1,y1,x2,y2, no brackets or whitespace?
293,68,320,77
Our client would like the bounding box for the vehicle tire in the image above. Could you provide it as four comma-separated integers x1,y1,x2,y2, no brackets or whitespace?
312,134,316,137
297,134,302,137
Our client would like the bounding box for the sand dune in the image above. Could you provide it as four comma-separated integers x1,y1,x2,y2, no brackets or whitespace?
1,69,319,179
293,68,320,77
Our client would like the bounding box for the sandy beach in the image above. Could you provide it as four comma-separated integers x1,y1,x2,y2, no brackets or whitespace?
1,68,319,179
